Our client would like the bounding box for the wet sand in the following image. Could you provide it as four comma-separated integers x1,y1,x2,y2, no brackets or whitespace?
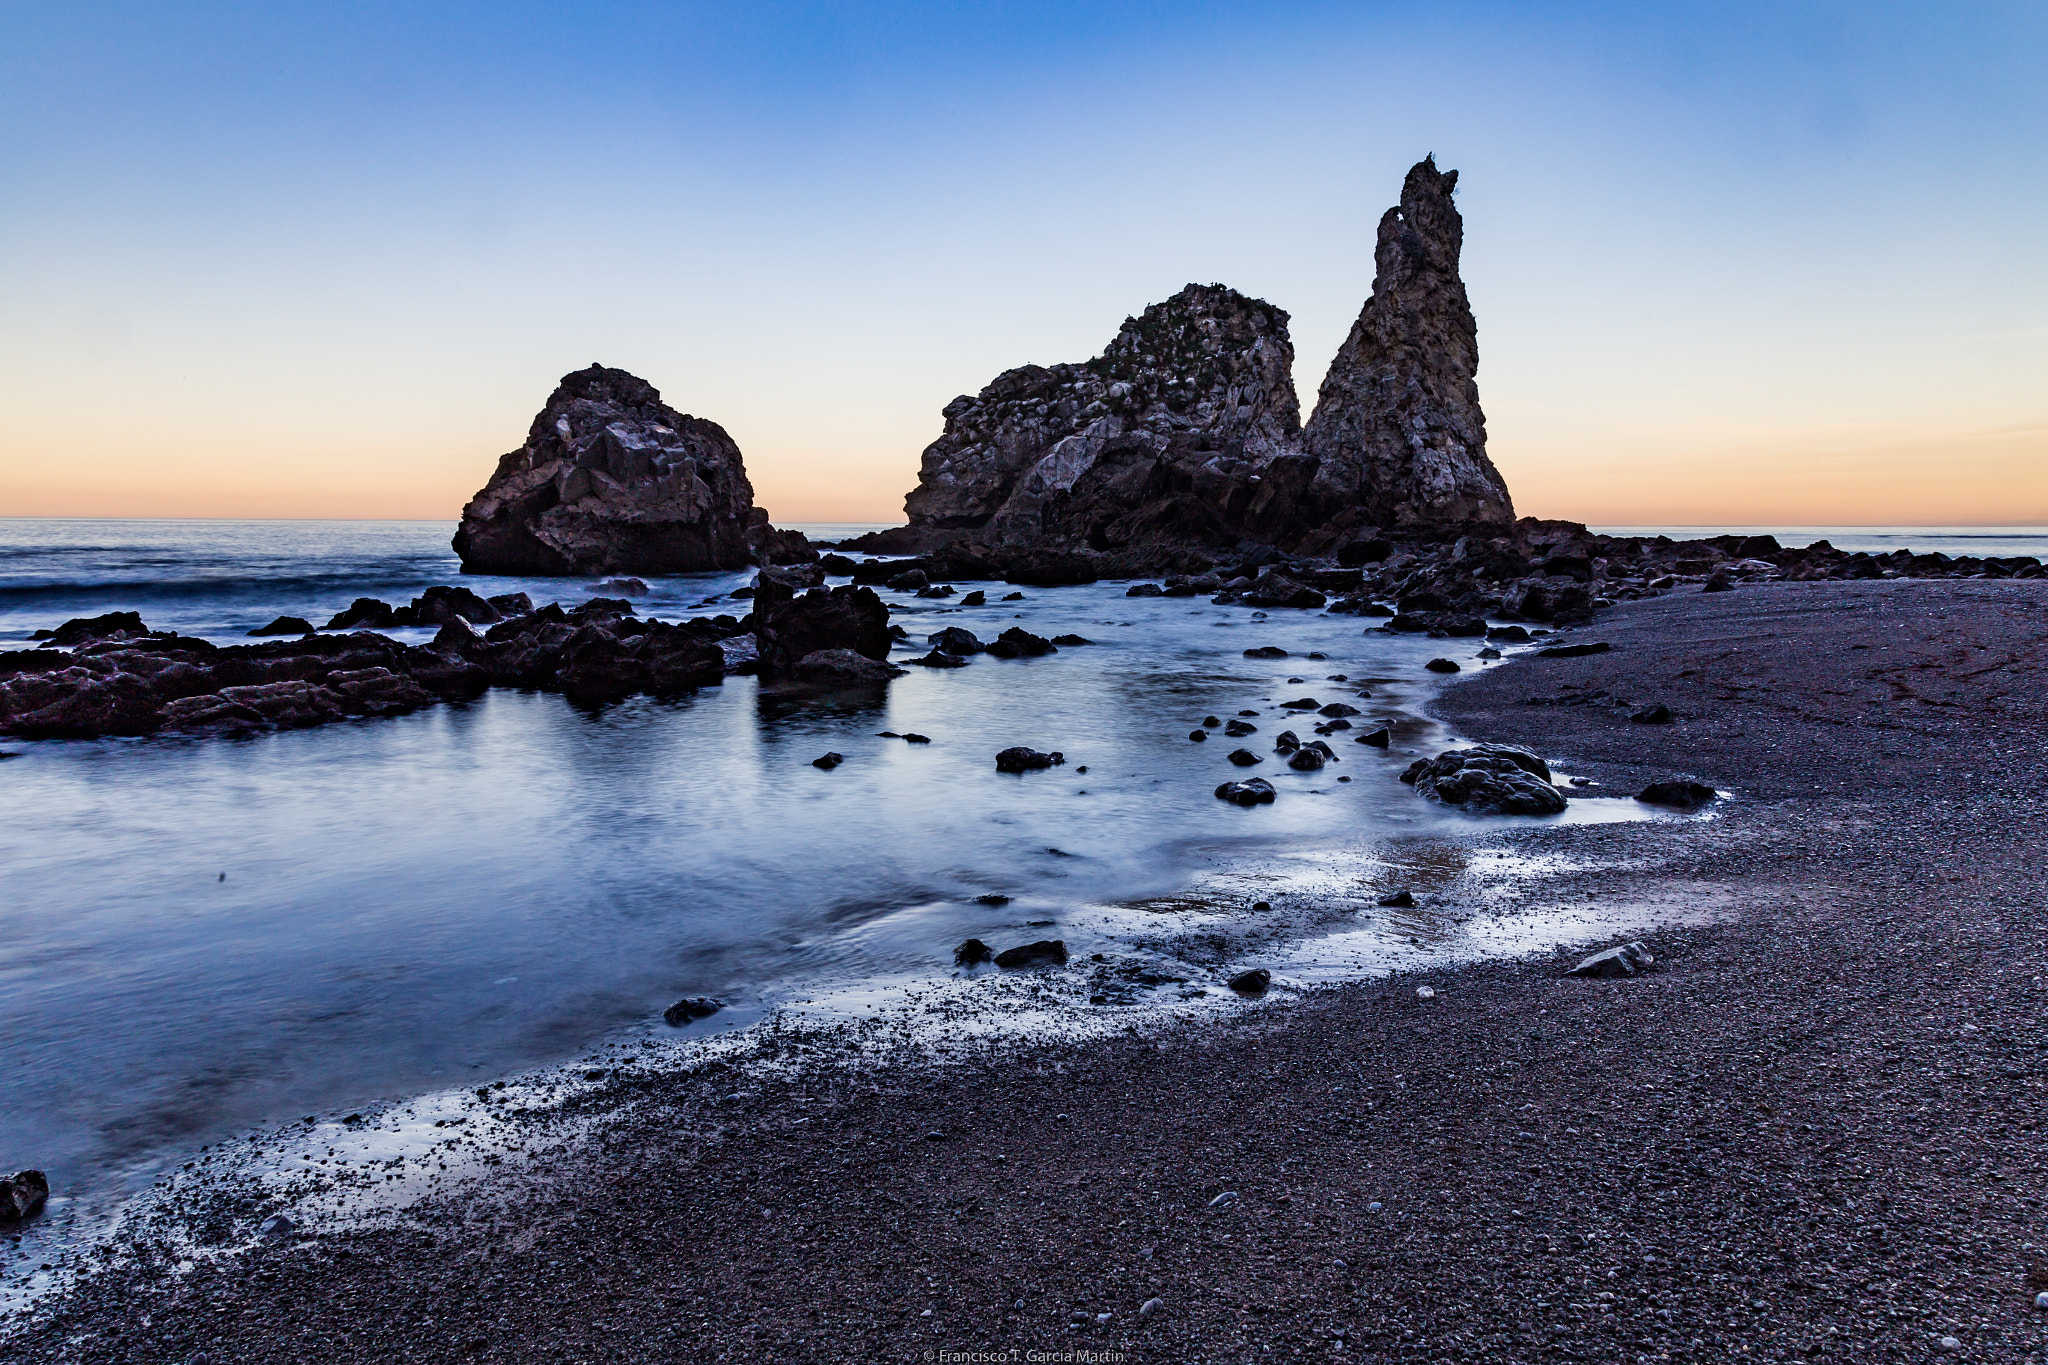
8,579,2048,1364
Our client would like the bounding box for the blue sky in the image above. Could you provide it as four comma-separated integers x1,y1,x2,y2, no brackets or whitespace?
2,1,2042,522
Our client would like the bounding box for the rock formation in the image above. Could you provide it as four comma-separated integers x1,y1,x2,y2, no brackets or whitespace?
865,156,1514,568
750,580,892,683
453,364,814,576
1298,156,1510,531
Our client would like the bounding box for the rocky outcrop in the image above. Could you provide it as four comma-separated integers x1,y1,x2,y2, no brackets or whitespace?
0,604,741,739
751,581,891,682
454,364,813,576
1298,156,1512,532
866,157,1512,570
1400,743,1566,815
893,283,1301,557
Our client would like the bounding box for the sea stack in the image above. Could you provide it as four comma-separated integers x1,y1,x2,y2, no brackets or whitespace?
872,156,1513,567
453,365,813,576
1299,155,1512,530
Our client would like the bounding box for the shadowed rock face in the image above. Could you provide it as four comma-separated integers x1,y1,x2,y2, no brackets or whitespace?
1300,156,1512,530
875,158,1512,566
899,284,1300,555
453,365,788,576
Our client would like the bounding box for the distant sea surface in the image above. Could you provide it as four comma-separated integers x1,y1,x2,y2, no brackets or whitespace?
0,516,2038,1270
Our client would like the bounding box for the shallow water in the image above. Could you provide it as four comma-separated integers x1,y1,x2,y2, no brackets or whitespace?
0,517,1662,1240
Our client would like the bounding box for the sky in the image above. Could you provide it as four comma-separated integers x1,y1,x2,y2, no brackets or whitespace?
1,1,2043,526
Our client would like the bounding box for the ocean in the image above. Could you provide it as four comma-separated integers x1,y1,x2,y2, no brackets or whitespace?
0,517,2040,1286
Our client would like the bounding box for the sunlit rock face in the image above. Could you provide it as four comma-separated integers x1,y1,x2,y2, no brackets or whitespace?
883,157,1514,566
1300,155,1513,532
453,365,791,576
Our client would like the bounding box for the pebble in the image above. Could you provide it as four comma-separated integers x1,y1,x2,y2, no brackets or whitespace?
2037,1291,2048,1310
1140,1297,1164,1318
1207,1191,1239,1208
1416,986,1436,999
1935,1337,1961,1353
1368,1202,1383,1212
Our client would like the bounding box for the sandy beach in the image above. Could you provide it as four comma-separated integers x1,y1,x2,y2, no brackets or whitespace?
9,578,2048,1364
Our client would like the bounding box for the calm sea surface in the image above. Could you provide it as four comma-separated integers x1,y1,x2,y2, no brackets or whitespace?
0,518,2039,1256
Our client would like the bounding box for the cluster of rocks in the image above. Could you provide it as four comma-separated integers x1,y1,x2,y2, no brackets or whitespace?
954,938,1069,969
853,157,1511,569
0,587,855,738
452,364,815,576
1400,743,1568,816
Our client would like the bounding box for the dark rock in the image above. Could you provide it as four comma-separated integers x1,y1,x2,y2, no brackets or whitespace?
788,649,904,687
1702,573,1735,593
959,590,986,606
902,733,931,743
753,580,891,681
1203,715,1222,727
887,569,930,591
1536,641,1611,658
1279,697,1320,710
1244,645,1289,658
1273,730,1301,752
1002,551,1097,587
1502,580,1590,622
1227,748,1263,767
984,626,1057,658
1287,748,1326,771
1224,719,1257,736
324,598,398,630
662,998,722,1026
1214,777,1277,806
1357,726,1392,747
757,563,825,592
907,650,969,668
1228,968,1271,995
1629,703,1673,723
1566,941,1656,979
1001,591,1026,601
1188,730,1207,742
1337,538,1393,567
1400,744,1566,815
1425,658,1461,673
1242,572,1326,609
405,585,507,627
1376,890,1416,907
1126,583,1164,597
247,616,315,637
812,752,844,770
995,746,1060,773
0,1170,49,1224
994,940,1068,969
954,938,994,966
915,584,956,598
487,592,534,615
1637,779,1719,810
973,894,1010,906
927,626,985,655
1050,634,1093,647
453,364,768,575
820,554,859,576
1486,624,1531,643
1318,702,1360,717
42,612,148,646
595,577,651,596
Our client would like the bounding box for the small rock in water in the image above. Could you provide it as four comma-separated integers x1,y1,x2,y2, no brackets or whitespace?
1001,591,1025,601
1272,730,1300,753
1477,646,1501,658
1243,646,1288,658
1224,719,1257,736
1287,748,1326,771
1226,748,1263,767
1214,778,1277,806
812,752,844,769
1,1170,50,1224
959,590,986,606
1051,634,1092,646
1566,941,1655,979
1377,890,1417,908
663,997,722,1026
247,615,316,637
1357,727,1392,747
907,650,969,668
1279,697,1320,710
974,893,1011,906
995,746,1060,773
1637,779,1717,810
994,939,1068,969
1425,658,1461,673
1251,900,1272,912
954,938,993,966
1228,968,1271,995
1188,730,1207,742
903,733,931,743
1319,702,1361,717
1202,715,1222,728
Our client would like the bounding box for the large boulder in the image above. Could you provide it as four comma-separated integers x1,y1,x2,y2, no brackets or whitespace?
454,364,783,575
752,579,891,682
1400,743,1566,815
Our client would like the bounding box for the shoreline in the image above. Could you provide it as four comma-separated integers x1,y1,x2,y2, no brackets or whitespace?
8,579,2048,1363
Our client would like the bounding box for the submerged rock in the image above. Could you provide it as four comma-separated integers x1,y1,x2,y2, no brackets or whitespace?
662,998,722,1026
1215,777,1277,806
1400,743,1566,815
995,746,1062,773
984,626,1057,658
954,938,994,966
